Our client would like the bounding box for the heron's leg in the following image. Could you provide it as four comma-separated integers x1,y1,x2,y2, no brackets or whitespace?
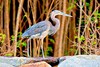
27,36,34,57
30,40,32,56
27,39,30,57
41,38,45,58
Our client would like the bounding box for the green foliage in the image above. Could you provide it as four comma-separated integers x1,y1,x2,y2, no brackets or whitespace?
81,20,85,25
11,35,15,41
90,34,96,38
49,38,55,43
11,32,27,48
91,16,98,24
5,53,13,57
86,2,92,11
90,34,94,37
17,40,22,48
23,14,27,18
97,26,100,29
75,35,85,42
0,33,6,44
64,50,68,55
74,35,78,39
91,17,95,21
67,4,75,11
86,2,90,7
64,48,77,55
21,42,27,47
94,11,100,16
70,48,76,52
79,35,85,41
74,0,78,3
92,41,96,45
94,11,100,19
17,40,27,48
17,32,22,38
45,46,53,56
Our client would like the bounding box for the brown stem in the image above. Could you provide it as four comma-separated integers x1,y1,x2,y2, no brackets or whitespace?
14,0,24,56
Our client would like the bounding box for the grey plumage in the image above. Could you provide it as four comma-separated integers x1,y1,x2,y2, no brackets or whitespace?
22,21,51,38
22,10,72,57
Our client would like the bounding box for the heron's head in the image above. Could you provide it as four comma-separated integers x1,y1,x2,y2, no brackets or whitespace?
51,10,72,17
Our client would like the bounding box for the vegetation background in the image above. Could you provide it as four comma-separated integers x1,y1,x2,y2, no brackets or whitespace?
0,0,100,57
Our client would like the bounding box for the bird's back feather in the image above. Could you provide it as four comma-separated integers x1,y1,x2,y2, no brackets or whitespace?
22,20,50,38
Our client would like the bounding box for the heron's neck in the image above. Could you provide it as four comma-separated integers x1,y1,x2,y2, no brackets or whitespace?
51,14,60,31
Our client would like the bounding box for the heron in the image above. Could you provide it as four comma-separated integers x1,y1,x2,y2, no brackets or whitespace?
22,10,72,58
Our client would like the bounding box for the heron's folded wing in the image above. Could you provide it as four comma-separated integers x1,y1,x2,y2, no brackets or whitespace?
27,21,50,36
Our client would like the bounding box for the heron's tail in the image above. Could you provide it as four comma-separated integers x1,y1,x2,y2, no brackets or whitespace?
22,32,29,38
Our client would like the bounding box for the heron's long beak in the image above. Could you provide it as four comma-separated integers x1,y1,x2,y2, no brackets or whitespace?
61,12,72,17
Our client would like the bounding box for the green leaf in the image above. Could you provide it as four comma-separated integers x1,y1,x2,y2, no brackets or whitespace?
5,53,13,56
22,42,27,47
70,48,76,52
91,17,95,21
11,35,15,41
64,50,68,55
74,35,78,39
79,35,85,41
74,0,78,3
67,4,75,11
49,38,55,43
0,33,6,43
48,46,52,52
86,2,90,7
93,41,96,45
94,11,100,16
90,34,94,37
17,40,22,48
97,26,100,29
17,32,22,38
45,46,53,56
